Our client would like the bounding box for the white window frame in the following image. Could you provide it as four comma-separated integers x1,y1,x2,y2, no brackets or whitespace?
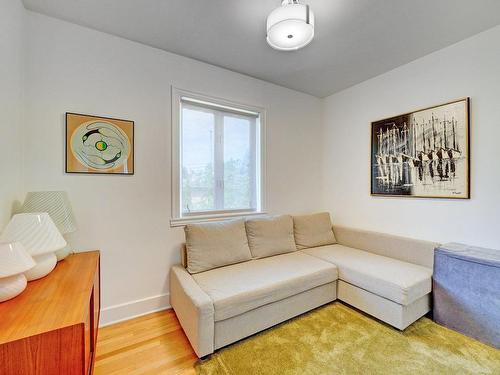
170,87,267,226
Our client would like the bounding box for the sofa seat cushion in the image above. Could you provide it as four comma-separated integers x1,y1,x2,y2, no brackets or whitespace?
302,245,432,305
192,252,338,321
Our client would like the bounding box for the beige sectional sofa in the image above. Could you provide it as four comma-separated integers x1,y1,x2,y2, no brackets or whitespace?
170,213,438,358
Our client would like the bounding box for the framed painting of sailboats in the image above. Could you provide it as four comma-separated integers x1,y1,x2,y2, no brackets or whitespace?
371,98,470,199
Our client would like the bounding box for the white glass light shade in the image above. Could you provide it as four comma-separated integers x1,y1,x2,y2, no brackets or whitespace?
267,0,315,51
0,242,35,302
0,213,67,256
20,191,77,234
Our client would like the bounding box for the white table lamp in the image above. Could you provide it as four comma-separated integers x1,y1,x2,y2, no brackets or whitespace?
0,213,67,281
0,242,36,302
19,191,77,261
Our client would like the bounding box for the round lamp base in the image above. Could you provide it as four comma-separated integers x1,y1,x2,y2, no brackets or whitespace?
0,273,28,302
25,253,57,281
56,245,72,261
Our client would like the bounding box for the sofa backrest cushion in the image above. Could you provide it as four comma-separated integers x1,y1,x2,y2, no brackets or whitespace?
184,219,252,274
293,212,336,249
245,215,297,258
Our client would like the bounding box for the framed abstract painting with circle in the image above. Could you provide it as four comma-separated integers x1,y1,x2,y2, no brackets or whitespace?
66,112,134,175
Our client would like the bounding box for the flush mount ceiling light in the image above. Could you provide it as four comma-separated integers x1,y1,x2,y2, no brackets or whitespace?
266,0,315,51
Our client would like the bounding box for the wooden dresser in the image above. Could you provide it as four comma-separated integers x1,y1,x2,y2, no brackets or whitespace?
0,251,100,375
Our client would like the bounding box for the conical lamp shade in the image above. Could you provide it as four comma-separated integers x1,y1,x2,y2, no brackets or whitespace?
0,242,35,277
19,191,77,234
0,213,67,256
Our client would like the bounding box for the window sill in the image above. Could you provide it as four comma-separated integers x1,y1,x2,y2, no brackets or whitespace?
170,211,268,227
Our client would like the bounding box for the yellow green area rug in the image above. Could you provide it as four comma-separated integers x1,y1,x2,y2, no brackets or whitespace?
196,302,500,375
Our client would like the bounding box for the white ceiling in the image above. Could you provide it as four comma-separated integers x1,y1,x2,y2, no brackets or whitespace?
22,0,500,98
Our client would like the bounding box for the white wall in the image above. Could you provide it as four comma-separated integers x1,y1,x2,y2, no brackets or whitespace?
23,12,324,324
14,4,500,326
0,0,24,228
322,25,500,249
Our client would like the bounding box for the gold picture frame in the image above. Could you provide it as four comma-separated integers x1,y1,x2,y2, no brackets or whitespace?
371,98,470,199
66,112,134,175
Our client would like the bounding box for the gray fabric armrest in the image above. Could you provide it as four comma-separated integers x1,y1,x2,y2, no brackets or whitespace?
170,265,214,357
333,225,438,268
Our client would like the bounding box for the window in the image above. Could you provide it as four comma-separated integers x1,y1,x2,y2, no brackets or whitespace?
171,89,265,225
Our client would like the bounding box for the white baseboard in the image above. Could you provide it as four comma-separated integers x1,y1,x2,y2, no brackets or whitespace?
100,293,171,327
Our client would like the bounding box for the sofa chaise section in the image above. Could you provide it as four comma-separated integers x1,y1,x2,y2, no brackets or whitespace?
302,244,432,305
301,225,438,329
302,244,433,329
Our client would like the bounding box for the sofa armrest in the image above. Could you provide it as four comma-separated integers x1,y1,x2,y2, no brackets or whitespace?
170,264,214,357
333,225,438,269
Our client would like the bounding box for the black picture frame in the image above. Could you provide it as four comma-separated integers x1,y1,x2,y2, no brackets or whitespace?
370,98,470,199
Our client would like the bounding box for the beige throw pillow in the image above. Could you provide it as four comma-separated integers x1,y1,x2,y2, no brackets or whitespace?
293,212,336,249
245,215,297,258
184,219,252,274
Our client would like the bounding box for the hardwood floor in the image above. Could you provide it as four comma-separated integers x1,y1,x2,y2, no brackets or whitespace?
94,309,198,375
